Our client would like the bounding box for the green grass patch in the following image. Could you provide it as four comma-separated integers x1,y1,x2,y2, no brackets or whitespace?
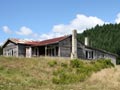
48,60,57,67
52,59,114,84
0,56,115,89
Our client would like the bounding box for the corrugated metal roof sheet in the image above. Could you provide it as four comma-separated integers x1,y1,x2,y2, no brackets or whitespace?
25,35,70,46
8,35,70,46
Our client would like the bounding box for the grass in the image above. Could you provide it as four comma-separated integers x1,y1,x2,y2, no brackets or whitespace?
52,59,114,84
0,56,118,90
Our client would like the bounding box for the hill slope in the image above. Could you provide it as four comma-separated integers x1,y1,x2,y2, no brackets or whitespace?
77,23,120,57
0,56,116,90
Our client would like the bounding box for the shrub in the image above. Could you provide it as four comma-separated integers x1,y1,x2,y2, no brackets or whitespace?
52,72,79,84
53,68,65,76
90,59,114,72
70,59,84,68
104,59,114,67
52,59,115,84
52,77,60,84
76,66,92,76
48,60,57,67
78,73,87,82
116,56,120,65
96,59,114,68
61,62,68,68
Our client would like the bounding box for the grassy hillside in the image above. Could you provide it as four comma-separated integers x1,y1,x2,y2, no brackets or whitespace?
0,56,116,90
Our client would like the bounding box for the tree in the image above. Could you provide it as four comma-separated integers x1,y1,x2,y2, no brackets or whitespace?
0,46,3,55
78,23,120,56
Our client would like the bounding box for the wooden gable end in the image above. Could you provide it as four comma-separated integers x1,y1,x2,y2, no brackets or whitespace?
3,39,18,57
2,39,17,49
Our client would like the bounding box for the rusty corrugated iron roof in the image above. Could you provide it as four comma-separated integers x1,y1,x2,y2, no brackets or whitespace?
25,35,70,46
6,35,70,46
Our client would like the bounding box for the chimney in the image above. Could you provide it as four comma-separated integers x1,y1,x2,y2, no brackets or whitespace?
85,37,89,46
71,30,78,59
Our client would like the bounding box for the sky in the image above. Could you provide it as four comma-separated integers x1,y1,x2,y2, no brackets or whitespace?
0,0,120,45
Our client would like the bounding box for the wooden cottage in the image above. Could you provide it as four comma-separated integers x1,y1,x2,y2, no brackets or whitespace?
2,30,117,64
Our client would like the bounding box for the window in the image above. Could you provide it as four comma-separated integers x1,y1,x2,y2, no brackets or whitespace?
12,50,13,56
89,51,93,59
86,51,88,59
86,50,94,59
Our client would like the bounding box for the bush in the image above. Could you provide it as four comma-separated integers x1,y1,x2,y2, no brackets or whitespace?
61,62,68,68
52,77,60,84
78,73,87,82
52,72,79,84
48,60,57,67
52,59,115,84
104,59,114,67
76,66,92,76
116,56,120,65
96,59,114,68
70,59,84,68
53,68,65,76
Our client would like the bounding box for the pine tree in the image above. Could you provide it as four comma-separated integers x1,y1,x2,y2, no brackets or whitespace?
77,23,120,56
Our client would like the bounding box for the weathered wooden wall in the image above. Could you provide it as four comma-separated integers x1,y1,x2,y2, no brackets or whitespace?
18,44,26,57
3,42,18,57
94,50,116,65
77,42,85,59
84,48,116,65
59,36,72,57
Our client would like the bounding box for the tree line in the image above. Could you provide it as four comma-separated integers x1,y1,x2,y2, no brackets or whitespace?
0,46,3,55
77,23,120,63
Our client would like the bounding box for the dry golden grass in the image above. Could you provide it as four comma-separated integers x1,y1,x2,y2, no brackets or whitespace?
0,56,71,90
82,66,120,90
0,56,119,90
46,66,120,90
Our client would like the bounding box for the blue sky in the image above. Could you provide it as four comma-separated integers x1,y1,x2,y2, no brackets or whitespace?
0,0,120,45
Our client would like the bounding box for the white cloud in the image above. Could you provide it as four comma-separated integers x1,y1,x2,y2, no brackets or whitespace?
16,26,39,38
2,26,12,34
39,32,62,41
16,26,33,36
37,14,106,41
115,13,120,24
52,14,105,34
1,14,110,42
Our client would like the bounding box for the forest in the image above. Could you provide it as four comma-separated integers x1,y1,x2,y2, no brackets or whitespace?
77,23,120,63
0,46,2,55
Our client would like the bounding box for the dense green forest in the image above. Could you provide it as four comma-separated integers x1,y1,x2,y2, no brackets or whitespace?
77,23,120,58
0,46,3,55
